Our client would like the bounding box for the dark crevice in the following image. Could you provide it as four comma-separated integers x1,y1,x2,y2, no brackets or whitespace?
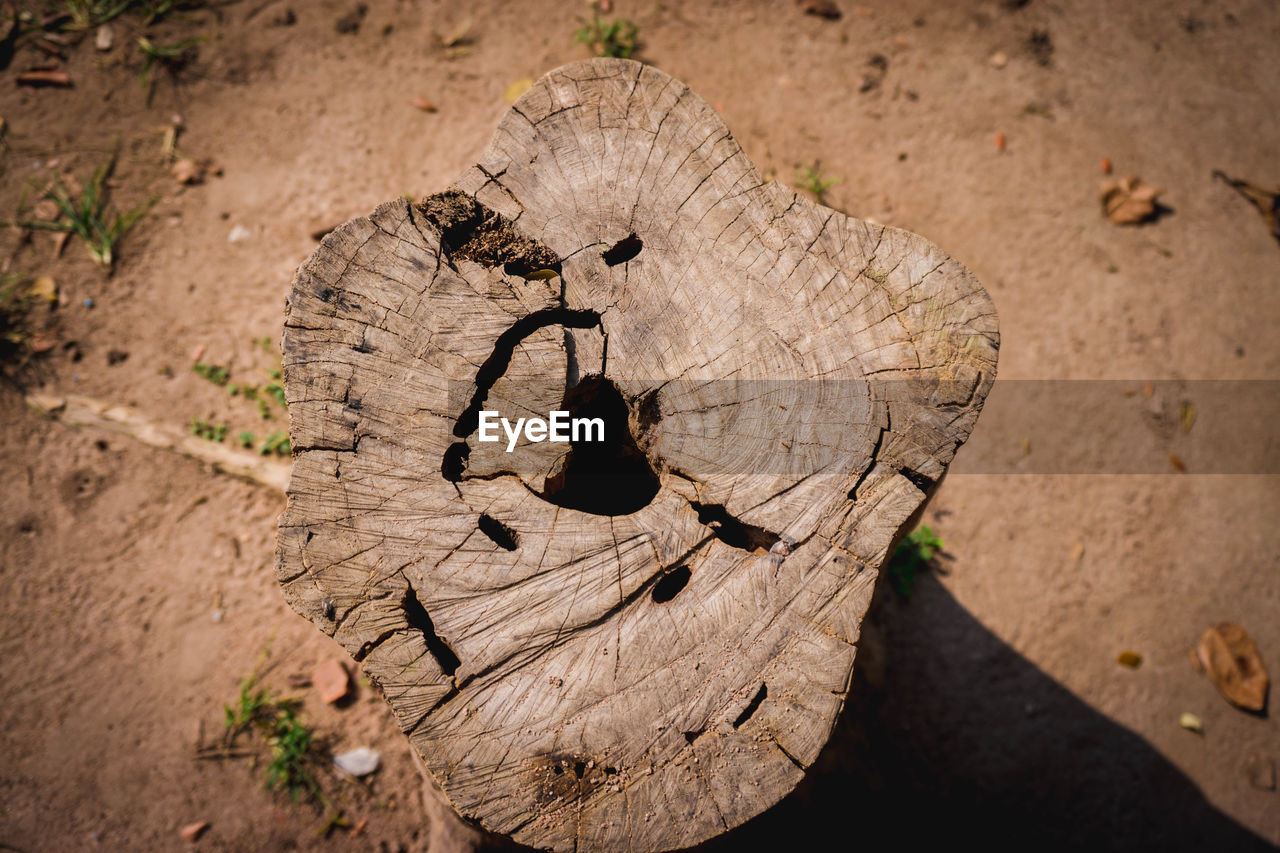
540,375,660,516
441,442,470,482
573,761,587,779
689,501,781,554
417,190,560,277
897,466,935,492
651,565,692,603
602,233,643,266
848,427,887,500
451,308,602,439
684,729,704,745
402,587,461,677
478,514,519,551
733,683,768,729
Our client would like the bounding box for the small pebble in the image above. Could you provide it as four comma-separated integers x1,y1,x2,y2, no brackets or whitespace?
228,225,252,243
83,298,94,308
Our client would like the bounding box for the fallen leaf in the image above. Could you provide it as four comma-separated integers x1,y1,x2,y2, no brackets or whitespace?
1179,401,1196,432
412,97,438,112
313,658,350,704
521,268,559,281
27,275,57,304
1100,176,1164,225
503,78,532,104
1117,651,1142,669
179,821,208,842
995,132,1006,152
1179,711,1203,733
1100,157,1112,174
1197,622,1269,712
1212,170,1280,246
1069,542,1084,562
349,818,369,837
1168,454,1186,472
799,0,842,19
16,69,72,87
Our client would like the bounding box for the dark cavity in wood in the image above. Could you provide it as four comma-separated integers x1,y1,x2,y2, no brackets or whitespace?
417,190,561,277
689,501,781,554
602,233,643,266
403,586,461,676
478,514,520,551
540,375,660,516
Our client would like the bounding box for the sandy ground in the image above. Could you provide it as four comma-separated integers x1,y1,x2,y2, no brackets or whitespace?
1,0,1277,850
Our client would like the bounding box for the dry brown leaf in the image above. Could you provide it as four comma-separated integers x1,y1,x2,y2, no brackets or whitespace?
1117,650,1142,668
1168,453,1186,472
1197,623,1268,712
1100,176,1163,225
1213,169,1280,246
412,97,438,112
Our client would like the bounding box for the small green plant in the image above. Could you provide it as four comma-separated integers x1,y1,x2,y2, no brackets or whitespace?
137,34,207,100
264,704,322,804
193,361,230,386
574,8,640,58
221,674,324,805
18,150,155,270
796,161,839,206
64,0,205,28
260,431,290,457
189,418,227,442
237,430,255,449
887,525,943,597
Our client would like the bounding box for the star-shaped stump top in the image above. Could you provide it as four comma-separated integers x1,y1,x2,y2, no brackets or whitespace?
277,58,998,852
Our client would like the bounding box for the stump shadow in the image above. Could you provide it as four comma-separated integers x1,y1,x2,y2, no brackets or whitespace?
693,572,1274,852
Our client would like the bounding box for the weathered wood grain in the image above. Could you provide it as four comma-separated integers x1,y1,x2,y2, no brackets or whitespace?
277,58,998,852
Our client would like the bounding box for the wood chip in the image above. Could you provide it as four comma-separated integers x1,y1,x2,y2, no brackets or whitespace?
179,821,208,842
16,70,72,88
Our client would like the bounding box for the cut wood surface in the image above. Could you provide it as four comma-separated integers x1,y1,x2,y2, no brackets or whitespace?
276,58,998,852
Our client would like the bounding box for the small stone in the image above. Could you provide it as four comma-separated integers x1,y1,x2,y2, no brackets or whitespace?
95,25,113,51
83,298,94,309
179,821,208,842
228,225,252,243
172,158,205,185
313,658,350,704
1178,712,1204,734
989,50,1008,69
1116,651,1142,668
333,746,380,776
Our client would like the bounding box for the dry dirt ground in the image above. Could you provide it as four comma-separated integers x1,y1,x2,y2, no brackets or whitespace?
1,0,1277,850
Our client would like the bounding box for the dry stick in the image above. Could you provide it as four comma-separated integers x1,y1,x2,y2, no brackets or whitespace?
25,393,291,492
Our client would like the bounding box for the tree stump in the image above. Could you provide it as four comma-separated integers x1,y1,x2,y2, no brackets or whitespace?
277,58,998,852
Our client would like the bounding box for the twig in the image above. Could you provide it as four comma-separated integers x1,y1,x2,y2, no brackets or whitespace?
25,393,291,491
